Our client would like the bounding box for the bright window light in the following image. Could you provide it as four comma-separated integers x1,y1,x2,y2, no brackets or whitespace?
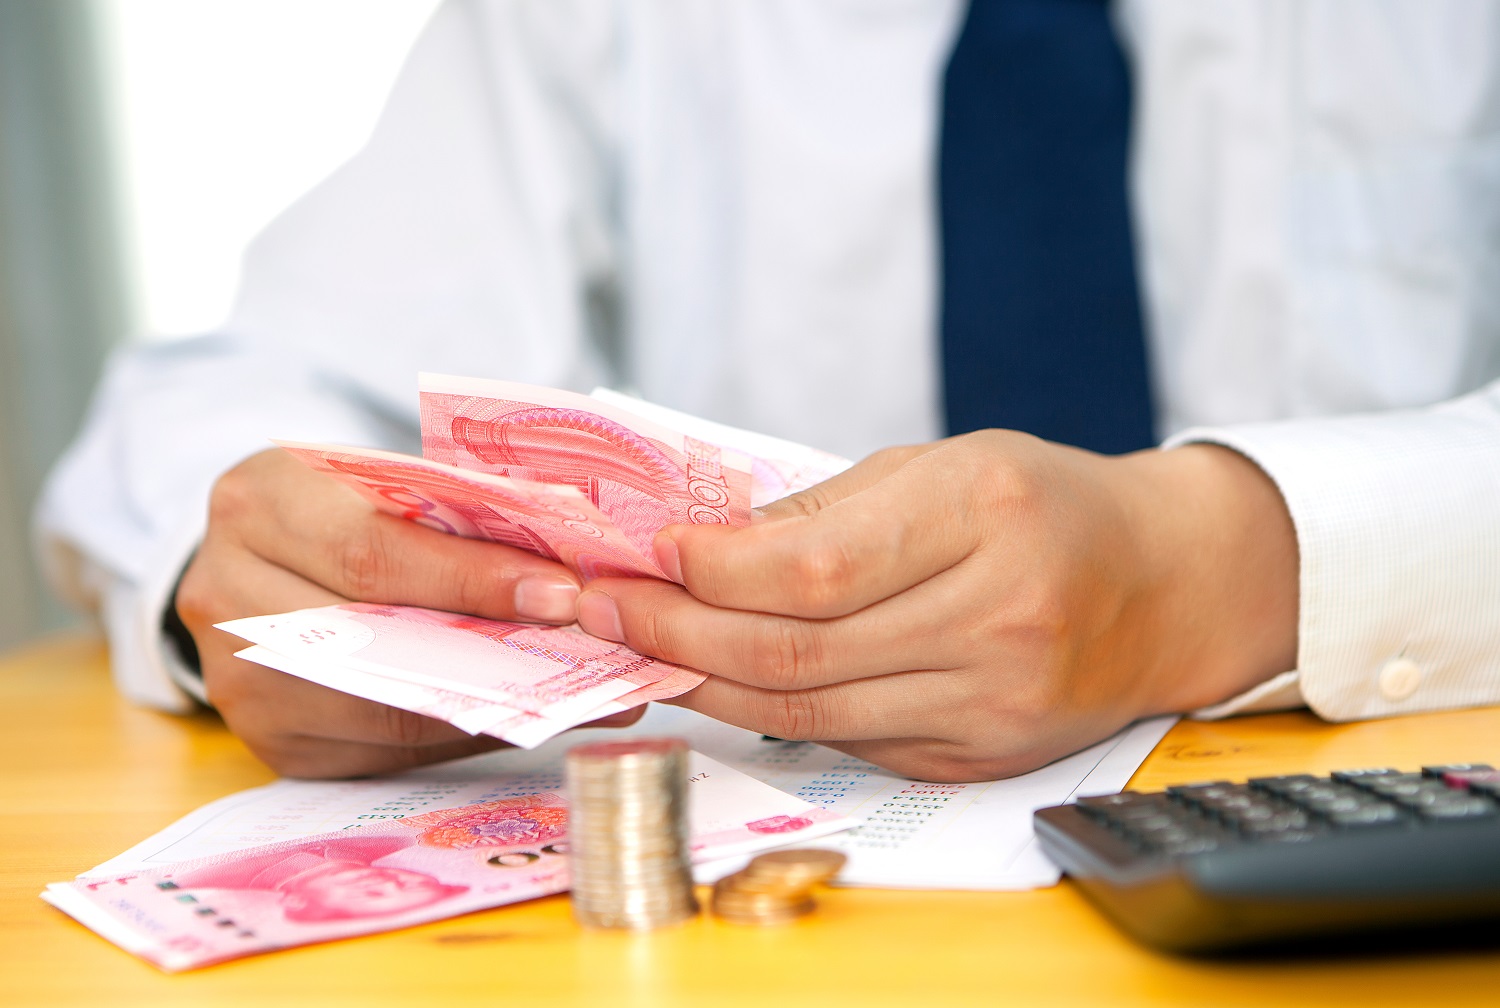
97,0,438,341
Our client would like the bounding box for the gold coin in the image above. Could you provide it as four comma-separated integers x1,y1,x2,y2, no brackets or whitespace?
741,848,847,886
712,896,816,925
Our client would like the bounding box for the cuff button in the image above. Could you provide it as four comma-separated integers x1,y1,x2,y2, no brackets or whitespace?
1378,657,1423,702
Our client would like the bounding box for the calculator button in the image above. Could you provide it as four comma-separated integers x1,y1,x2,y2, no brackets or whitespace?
1076,793,1162,821
1165,782,1236,801
1415,796,1497,820
1229,803,1303,823
1107,803,1180,824
1153,836,1223,857
1249,775,1319,797
1199,794,1259,814
1363,775,1429,798
1074,798,1140,810
1077,792,1149,808
1331,768,1402,783
1387,784,1468,808
1236,810,1313,835
1421,763,1494,778
1253,828,1321,844
1453,775,1500,799
1304,796,1368,816
1326,804,1405,828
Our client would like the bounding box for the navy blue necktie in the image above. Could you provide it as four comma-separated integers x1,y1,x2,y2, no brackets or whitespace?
938,0,1154,454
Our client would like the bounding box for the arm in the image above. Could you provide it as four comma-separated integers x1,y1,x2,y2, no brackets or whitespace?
577,378,1500,781
37,0,627,774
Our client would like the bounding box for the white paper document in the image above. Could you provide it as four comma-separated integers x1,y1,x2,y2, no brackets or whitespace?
667,709,1176,889
89,707,1173,891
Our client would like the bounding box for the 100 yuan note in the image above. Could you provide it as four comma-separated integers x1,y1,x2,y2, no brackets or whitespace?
276,440,664,578
81,749,860,881
419,373,754,558
218,603,705,747
588,387,853,507
237,637,704,749
47,755,859,971
45,794,575,971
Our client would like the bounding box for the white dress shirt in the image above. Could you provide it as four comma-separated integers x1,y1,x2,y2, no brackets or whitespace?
39,1,1500,729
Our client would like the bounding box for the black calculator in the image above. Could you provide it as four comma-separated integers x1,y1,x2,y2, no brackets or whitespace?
1032,764,1500,954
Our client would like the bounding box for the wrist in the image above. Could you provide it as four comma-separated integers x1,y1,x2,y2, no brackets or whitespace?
1114,443,1300,714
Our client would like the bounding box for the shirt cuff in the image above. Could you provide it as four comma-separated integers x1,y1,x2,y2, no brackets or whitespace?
99,504,210,711
1165,385,1500,723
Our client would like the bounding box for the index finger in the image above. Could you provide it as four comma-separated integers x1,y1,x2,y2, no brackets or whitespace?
225,451,583,623
657,443,982,619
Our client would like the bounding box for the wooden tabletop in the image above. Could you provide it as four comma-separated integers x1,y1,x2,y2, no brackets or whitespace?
3,633,1498,1007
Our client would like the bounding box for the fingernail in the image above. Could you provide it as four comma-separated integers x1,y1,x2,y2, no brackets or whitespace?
654,534,683,583
577,591,625,642
514,577,579,623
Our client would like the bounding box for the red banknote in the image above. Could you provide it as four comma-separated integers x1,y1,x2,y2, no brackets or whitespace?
45,794,574,972
419,374,753,558
275,440,664,579
219,603,706,748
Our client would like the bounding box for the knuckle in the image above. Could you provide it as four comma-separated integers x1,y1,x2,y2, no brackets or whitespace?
785,542,857,616
767,490,821,520
376,704,444,749
205,464,259,530
628,599,668,656
745,619,823,689
764,688,825,741
954,432,1041,507
339,526,397,599
982,595,1070,658
441,556,497,617
172,561,221,633
867,444,924,472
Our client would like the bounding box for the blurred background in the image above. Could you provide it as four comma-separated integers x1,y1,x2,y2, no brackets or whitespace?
0,0,437,652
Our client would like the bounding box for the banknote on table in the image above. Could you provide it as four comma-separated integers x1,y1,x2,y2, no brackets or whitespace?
44,751,858,971
219,603,706,748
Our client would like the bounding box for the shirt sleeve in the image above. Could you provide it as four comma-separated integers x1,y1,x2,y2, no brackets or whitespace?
34,0,622,710
1168,377,1500,722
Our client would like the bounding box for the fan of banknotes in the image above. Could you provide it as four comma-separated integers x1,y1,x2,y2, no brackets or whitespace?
219,374,851,748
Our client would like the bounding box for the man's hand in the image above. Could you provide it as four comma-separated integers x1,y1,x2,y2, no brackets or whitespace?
176,448,633,779
575,432,1299,782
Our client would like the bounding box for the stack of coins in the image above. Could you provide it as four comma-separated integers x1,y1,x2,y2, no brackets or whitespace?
711,849,848,925
565,737,698,930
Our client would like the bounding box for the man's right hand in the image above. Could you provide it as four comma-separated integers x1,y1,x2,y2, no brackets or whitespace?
175,447,601,779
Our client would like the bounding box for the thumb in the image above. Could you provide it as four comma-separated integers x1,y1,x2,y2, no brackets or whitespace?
648,442,937,588
753,443,936,523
